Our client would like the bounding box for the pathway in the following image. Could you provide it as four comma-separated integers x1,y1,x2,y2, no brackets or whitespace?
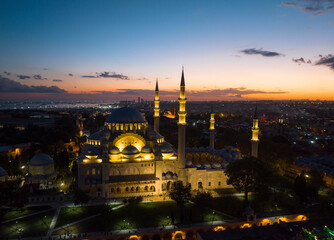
2,208,55,224
47,206,61,236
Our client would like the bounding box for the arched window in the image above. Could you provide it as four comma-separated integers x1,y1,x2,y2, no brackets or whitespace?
144,186,149,191
125,187,129,192
150,186,155,192
131,187,134,192
136,186,140,192
117,187,120,193
92,168,96,175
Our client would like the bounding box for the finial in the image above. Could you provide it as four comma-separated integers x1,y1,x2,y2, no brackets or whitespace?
155,78,159,91
180,67,185,87
211,104,213,113
254,103,258,119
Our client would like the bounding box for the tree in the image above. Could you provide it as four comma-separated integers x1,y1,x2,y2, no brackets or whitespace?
169,181,191,223
73,188,90,205
225,157,270,203
193,192,212,208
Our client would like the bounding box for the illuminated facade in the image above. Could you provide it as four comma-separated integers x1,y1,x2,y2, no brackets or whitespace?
77,69,231,198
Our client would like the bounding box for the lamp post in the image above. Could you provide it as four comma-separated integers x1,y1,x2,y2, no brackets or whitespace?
212,211,215,225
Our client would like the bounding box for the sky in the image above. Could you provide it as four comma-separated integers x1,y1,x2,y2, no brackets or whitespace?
0,0,334,101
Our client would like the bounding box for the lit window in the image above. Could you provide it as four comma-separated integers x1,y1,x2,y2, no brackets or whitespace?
92,168,96,175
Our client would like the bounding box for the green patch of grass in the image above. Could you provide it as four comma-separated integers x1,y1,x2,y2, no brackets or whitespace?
0,209,55,239
214,188,239,195
56,205,100,228
1,205,52,222
53,201,228,235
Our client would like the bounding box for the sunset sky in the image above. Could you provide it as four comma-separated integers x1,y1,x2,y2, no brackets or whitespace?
1,0,334,101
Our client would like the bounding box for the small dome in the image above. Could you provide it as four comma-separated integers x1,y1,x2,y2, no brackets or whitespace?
172,174,177,180
204,163,211,169
195,163,202,168
122,145,140,155
106,107,146,124
160,143,173,153
212,162,221,169
109,146,120,155
186,160,193,167
29,154,54,166
0,166,8,177
86,145,100,156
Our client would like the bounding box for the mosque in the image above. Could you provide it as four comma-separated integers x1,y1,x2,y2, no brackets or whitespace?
77,69,260,198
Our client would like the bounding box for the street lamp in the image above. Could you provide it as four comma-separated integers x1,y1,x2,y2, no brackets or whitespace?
212,211,215,225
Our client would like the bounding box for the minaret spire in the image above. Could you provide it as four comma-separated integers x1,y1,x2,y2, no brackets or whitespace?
154,78,160,132
178,67,187,175
209,106,215,149
251,104,259,158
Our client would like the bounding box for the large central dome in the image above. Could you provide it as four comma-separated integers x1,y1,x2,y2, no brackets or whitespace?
106,107,146,124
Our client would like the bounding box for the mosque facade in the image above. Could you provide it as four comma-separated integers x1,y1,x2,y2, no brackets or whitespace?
77,69,259,198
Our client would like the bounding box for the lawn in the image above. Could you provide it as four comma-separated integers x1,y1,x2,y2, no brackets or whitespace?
0,209,55,239
53,201,229,235
1,205,52,222
214,188,239,195
55,204,119,228
209,192,300,218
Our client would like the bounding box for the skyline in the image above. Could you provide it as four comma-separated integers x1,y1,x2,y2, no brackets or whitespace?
1,0,334,101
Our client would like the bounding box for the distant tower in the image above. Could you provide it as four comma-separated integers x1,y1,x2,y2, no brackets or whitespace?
154,79,160,132
209,111,215,149
178,68,187,170
251,104,259,158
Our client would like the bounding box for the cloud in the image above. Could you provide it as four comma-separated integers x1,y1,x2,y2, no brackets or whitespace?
68,73,73,76
3,71,11,76
137,77,149,80
0,77,67,93
53,79,63,82
81,75,97,78
33,74,45,80
315,54,334,70
292,57,306,64
17,74,30,80
98,72,129,80
282,0,334,16
240,48,283,57
81,71,130,80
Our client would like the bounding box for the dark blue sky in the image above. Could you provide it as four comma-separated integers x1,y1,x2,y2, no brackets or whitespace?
0,0,334,100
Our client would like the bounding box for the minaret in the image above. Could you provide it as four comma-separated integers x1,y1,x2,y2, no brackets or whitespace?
251,104,259,158
209,111,215,149
178,68,187,170
154,79,160,132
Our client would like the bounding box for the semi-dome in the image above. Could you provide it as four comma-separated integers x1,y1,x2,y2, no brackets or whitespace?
29,153,54,166
122,145,140,155
141,145,152,153
106,107,146,124
109,146,120,155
